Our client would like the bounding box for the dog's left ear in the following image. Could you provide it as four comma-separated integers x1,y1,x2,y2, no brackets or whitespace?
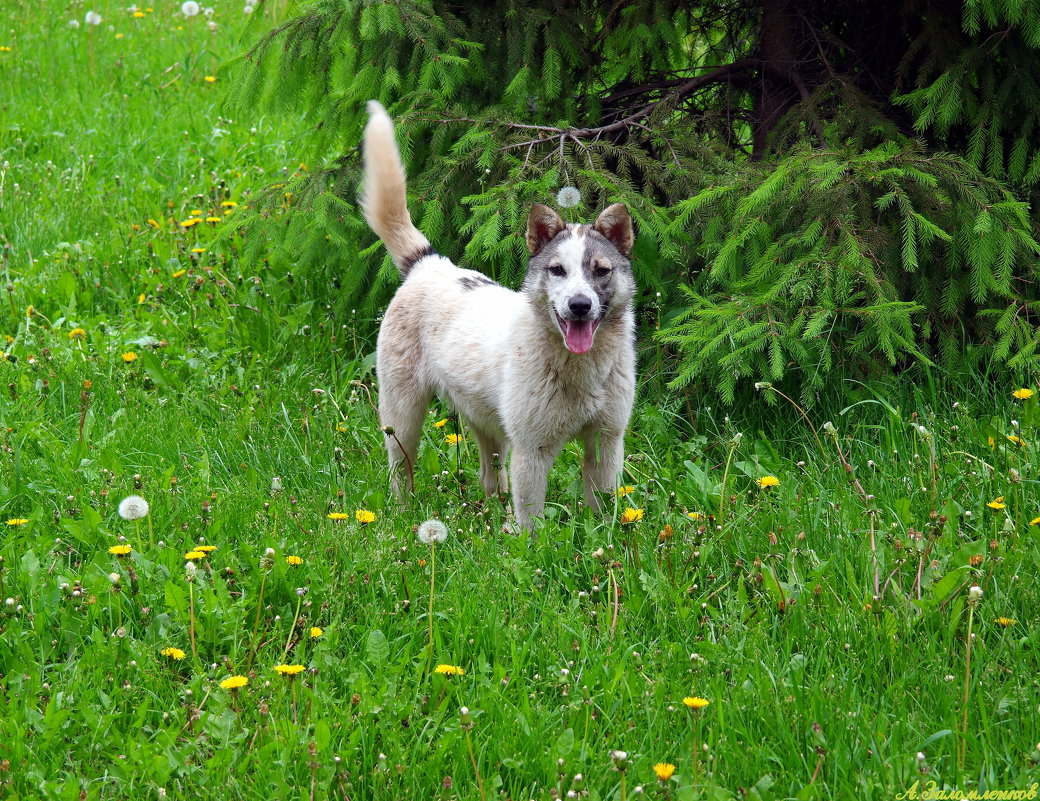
593,203,634,257
526,204,566,255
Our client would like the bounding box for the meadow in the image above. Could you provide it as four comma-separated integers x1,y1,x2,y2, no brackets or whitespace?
1,2,1039,799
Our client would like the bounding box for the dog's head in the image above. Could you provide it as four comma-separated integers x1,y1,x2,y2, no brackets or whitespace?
522,203,635,355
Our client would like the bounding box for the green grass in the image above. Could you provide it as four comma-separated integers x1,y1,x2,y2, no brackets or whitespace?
2,3,1040,800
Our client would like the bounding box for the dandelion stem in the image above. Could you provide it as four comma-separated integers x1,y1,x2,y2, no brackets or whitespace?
958,603,976,774
608,567,620,639
281,592,303,662
188,581,198,661
769,386,825,460
246,570,268,672
465,729,487,801
719,441,736,525
425,541,436,676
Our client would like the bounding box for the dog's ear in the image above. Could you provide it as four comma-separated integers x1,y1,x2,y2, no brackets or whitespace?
593,203,634,257
526,204,566,255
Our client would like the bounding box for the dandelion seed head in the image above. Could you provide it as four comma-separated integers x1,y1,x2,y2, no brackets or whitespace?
85,10,102,25
181,1,200,16
417,518,449,544
117,495,149,520
556,186,581,208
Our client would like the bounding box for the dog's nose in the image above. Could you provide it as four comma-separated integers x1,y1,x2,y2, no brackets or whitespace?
568,295,592,318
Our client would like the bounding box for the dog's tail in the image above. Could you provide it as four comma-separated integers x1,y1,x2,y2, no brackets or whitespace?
361,101,434,278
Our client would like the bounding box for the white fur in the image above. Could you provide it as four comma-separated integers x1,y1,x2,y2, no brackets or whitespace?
362,103,636,530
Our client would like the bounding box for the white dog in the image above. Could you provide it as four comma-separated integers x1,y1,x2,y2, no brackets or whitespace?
360,101,636,529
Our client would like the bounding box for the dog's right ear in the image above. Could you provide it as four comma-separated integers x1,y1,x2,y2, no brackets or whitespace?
526,204,566,255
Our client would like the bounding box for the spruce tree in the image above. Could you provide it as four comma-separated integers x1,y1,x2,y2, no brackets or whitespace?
231,0,1040,401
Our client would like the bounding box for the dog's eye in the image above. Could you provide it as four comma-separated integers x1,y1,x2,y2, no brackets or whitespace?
548,264,566,277
592,264,612,279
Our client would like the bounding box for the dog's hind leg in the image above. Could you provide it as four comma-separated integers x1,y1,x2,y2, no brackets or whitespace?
473,429,509,498
580,427,625,514
379,381,431,497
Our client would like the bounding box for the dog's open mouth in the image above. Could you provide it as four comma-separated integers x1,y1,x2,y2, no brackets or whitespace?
556,314,601,354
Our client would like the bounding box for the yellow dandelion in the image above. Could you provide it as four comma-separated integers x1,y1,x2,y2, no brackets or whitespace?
987,436,996,448
687,511,705,521
221,201,238,208
133,10,146,17
0,46,11,52
682,696,710,710
434,664,465,676
147,218,160,229
122,352,138,363
1030,516,1040,526
757,475,781,488
1012,388,1034,400
356,509,376,524
273,664,306,675
993,617,1017,627
204,76,217,83
327,512,349,521
137,293,146,305
336,422,348,432
220,675,248,690
6,518,28,526
205,216,222,223
26,305,34,317
69,328,87,341
184,550,205,560
433,418,448,428
160,647,186,660
180,219,201,228
108,544,132,556
190,247,206,254
987,497,1006,510
1007,435,1026,447
617,485,635,496
193,544,216,553
653,763,676,782
115,32,124,39
310,627,323,638
445,433,462,445
172,269,187,278
621,507,644,524
286,555,303,566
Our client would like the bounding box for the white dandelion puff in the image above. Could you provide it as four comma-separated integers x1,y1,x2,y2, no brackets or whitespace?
117,495,150,521
68,19,81,28
85,10,102,25
417,518,449,545
181,1,201,16
556,186,581,208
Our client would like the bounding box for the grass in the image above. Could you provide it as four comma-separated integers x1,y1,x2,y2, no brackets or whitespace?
2,3,1040,800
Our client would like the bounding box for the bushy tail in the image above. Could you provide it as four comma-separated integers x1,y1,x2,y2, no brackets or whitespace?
360,101,433,278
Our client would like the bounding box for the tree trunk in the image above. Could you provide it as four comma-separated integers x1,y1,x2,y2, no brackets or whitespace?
752,0,802,157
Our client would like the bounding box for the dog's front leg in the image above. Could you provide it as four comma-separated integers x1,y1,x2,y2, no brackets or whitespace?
581,428,625,513
510,447,555,532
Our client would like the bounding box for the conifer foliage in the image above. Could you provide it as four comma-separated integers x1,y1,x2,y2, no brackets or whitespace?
232,0,1040,400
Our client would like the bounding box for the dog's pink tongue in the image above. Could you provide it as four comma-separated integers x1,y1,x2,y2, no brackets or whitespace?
564,320,596,354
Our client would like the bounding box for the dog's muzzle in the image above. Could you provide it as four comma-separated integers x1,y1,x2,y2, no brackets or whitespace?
556,313,601,354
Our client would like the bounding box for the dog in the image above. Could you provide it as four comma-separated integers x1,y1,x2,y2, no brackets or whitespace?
360,101,636,530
